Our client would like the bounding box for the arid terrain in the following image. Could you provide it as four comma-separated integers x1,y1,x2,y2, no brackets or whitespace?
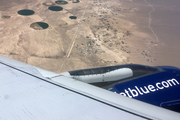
0,0,179,73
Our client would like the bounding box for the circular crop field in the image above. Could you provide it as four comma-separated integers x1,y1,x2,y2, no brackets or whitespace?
55,1,68,5
42,2,56,6
30,22,49,30
18,9,35,16
48,6,63,11
69,16,77,19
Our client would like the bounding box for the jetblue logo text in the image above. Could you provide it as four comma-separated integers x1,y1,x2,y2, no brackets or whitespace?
120,78,179,98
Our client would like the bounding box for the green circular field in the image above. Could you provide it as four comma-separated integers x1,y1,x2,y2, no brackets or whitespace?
69,16,77,19
18,9,35,16
55,1,68,5
48,6,63,11
30,22,49,30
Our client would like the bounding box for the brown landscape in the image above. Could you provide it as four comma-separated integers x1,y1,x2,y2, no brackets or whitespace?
0,0,179,73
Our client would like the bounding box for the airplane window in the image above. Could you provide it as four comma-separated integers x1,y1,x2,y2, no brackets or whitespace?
76,70,85,75
101,67,109,73
69,70,85,75
114,65,129,69
130,65,148,77
83,69,93,75
91,68,103,74
101,66,116,73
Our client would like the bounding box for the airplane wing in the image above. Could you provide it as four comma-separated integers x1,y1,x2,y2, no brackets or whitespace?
0,55,180,120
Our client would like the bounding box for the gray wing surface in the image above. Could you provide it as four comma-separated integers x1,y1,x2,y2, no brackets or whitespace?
0,55,179,120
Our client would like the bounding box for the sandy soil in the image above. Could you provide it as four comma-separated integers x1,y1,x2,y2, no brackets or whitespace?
0,0,179,73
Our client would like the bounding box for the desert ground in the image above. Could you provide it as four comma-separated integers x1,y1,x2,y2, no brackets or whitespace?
0,0,179,73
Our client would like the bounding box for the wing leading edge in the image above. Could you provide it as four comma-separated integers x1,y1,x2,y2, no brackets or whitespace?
0,55,180,120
